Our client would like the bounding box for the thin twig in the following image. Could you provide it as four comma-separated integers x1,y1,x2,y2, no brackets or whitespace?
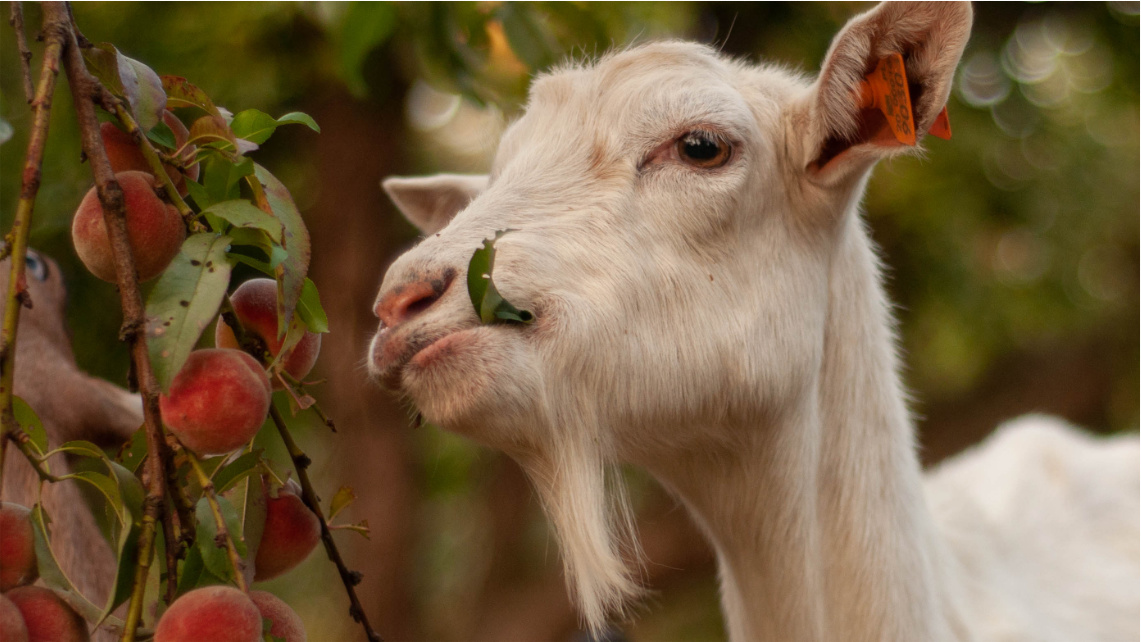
50,5,174,640
269,406,383,642
9,2,35,103
184,446,249,592
0,2,65,494
4,429,60,482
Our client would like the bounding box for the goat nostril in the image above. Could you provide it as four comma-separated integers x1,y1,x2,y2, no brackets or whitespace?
404,291,440,318
377,269,456,328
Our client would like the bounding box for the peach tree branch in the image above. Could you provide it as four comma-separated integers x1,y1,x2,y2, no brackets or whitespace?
269,405,382,642
8,2,34,103
0,1,65,493
50,4,175,640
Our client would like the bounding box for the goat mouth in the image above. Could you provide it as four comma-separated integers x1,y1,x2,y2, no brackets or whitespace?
372,326,477,390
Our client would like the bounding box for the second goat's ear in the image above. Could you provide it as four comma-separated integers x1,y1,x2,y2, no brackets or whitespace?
382,174,489,235
805,1,972,182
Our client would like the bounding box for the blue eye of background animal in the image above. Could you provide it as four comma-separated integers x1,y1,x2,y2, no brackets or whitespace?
25,252,49,282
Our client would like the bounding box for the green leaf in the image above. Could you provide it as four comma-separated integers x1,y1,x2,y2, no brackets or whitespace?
275,112,320,133
30,505,110,625
176,545,206,594
228,229,288,271
194,496,245,582
231,110,321,146
83,43,167,131
189,114,244,155
338,2,397,96
106,460,146,524
203,155,255,206
229,249,276,276
146,120,178,149
184,177,213,209
201,200,284,243
162,76,224,121
296,278,329,334
12,396,48,456
328,485,356,521
116,427,148,474
62,471,124,519
467,230,534,325
213,451,264,494
146,234,235,392
230,109,279,145
237,474,267,587
252,164,311,338
51,440,107,461
101,518,140,623
332,519,371,540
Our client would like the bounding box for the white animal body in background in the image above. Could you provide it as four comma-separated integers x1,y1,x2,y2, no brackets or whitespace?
368,2,1140,640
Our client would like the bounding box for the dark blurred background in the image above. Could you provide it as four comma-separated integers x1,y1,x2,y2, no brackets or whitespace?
2,3,1137,640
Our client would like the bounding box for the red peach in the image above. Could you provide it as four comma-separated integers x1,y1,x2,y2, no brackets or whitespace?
71,171,185,283
0,502,38,591
249,590,306,642
215,278,322,387
254,480,321,581
0,593,29,642
100,110,199,195
6,586,89,642
154,586,261,642
159,349,272,456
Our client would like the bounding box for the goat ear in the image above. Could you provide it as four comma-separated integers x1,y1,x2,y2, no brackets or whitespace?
382,174,489,234
806,1,972,181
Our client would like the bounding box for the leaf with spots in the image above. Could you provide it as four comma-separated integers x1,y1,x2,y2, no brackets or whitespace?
251,164,311,339
146,233,234,392
468,230,534,324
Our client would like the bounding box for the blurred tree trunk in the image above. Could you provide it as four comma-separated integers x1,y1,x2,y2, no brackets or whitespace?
304,81,421,641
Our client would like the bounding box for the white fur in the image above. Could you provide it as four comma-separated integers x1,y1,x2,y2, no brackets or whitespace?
369,3,1140,640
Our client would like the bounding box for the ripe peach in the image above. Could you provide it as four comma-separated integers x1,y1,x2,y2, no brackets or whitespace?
254,480,321,581
6,586,89,642
0,502,38,591
215,278,322,387
154,586,261,642
101,110,199,194
0,593,29,642
159,349,272,456
71,170,185,283
249,590,306,642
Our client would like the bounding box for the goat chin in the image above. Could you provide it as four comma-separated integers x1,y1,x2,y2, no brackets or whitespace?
372,2,1138,640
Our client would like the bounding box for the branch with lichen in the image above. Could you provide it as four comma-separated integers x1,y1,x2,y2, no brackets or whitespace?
0,2,66,494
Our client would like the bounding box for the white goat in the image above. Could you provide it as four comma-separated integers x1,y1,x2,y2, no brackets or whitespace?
369,3,1140,640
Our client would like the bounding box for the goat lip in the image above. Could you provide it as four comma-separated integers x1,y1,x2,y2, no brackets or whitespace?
374,326,474,389
407,328,479,370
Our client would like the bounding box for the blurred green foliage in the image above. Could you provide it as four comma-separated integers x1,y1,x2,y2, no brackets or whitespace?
2,3,1136,640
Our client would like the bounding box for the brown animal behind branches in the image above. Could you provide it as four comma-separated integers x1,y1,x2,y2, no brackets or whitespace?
1,250,142,639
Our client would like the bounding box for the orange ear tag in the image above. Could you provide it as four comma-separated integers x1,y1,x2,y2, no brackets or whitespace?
927,106,952,140
857,52,952,145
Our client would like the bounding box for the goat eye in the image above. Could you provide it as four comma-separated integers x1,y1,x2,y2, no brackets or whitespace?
24,252,48,282
677,132,730,169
